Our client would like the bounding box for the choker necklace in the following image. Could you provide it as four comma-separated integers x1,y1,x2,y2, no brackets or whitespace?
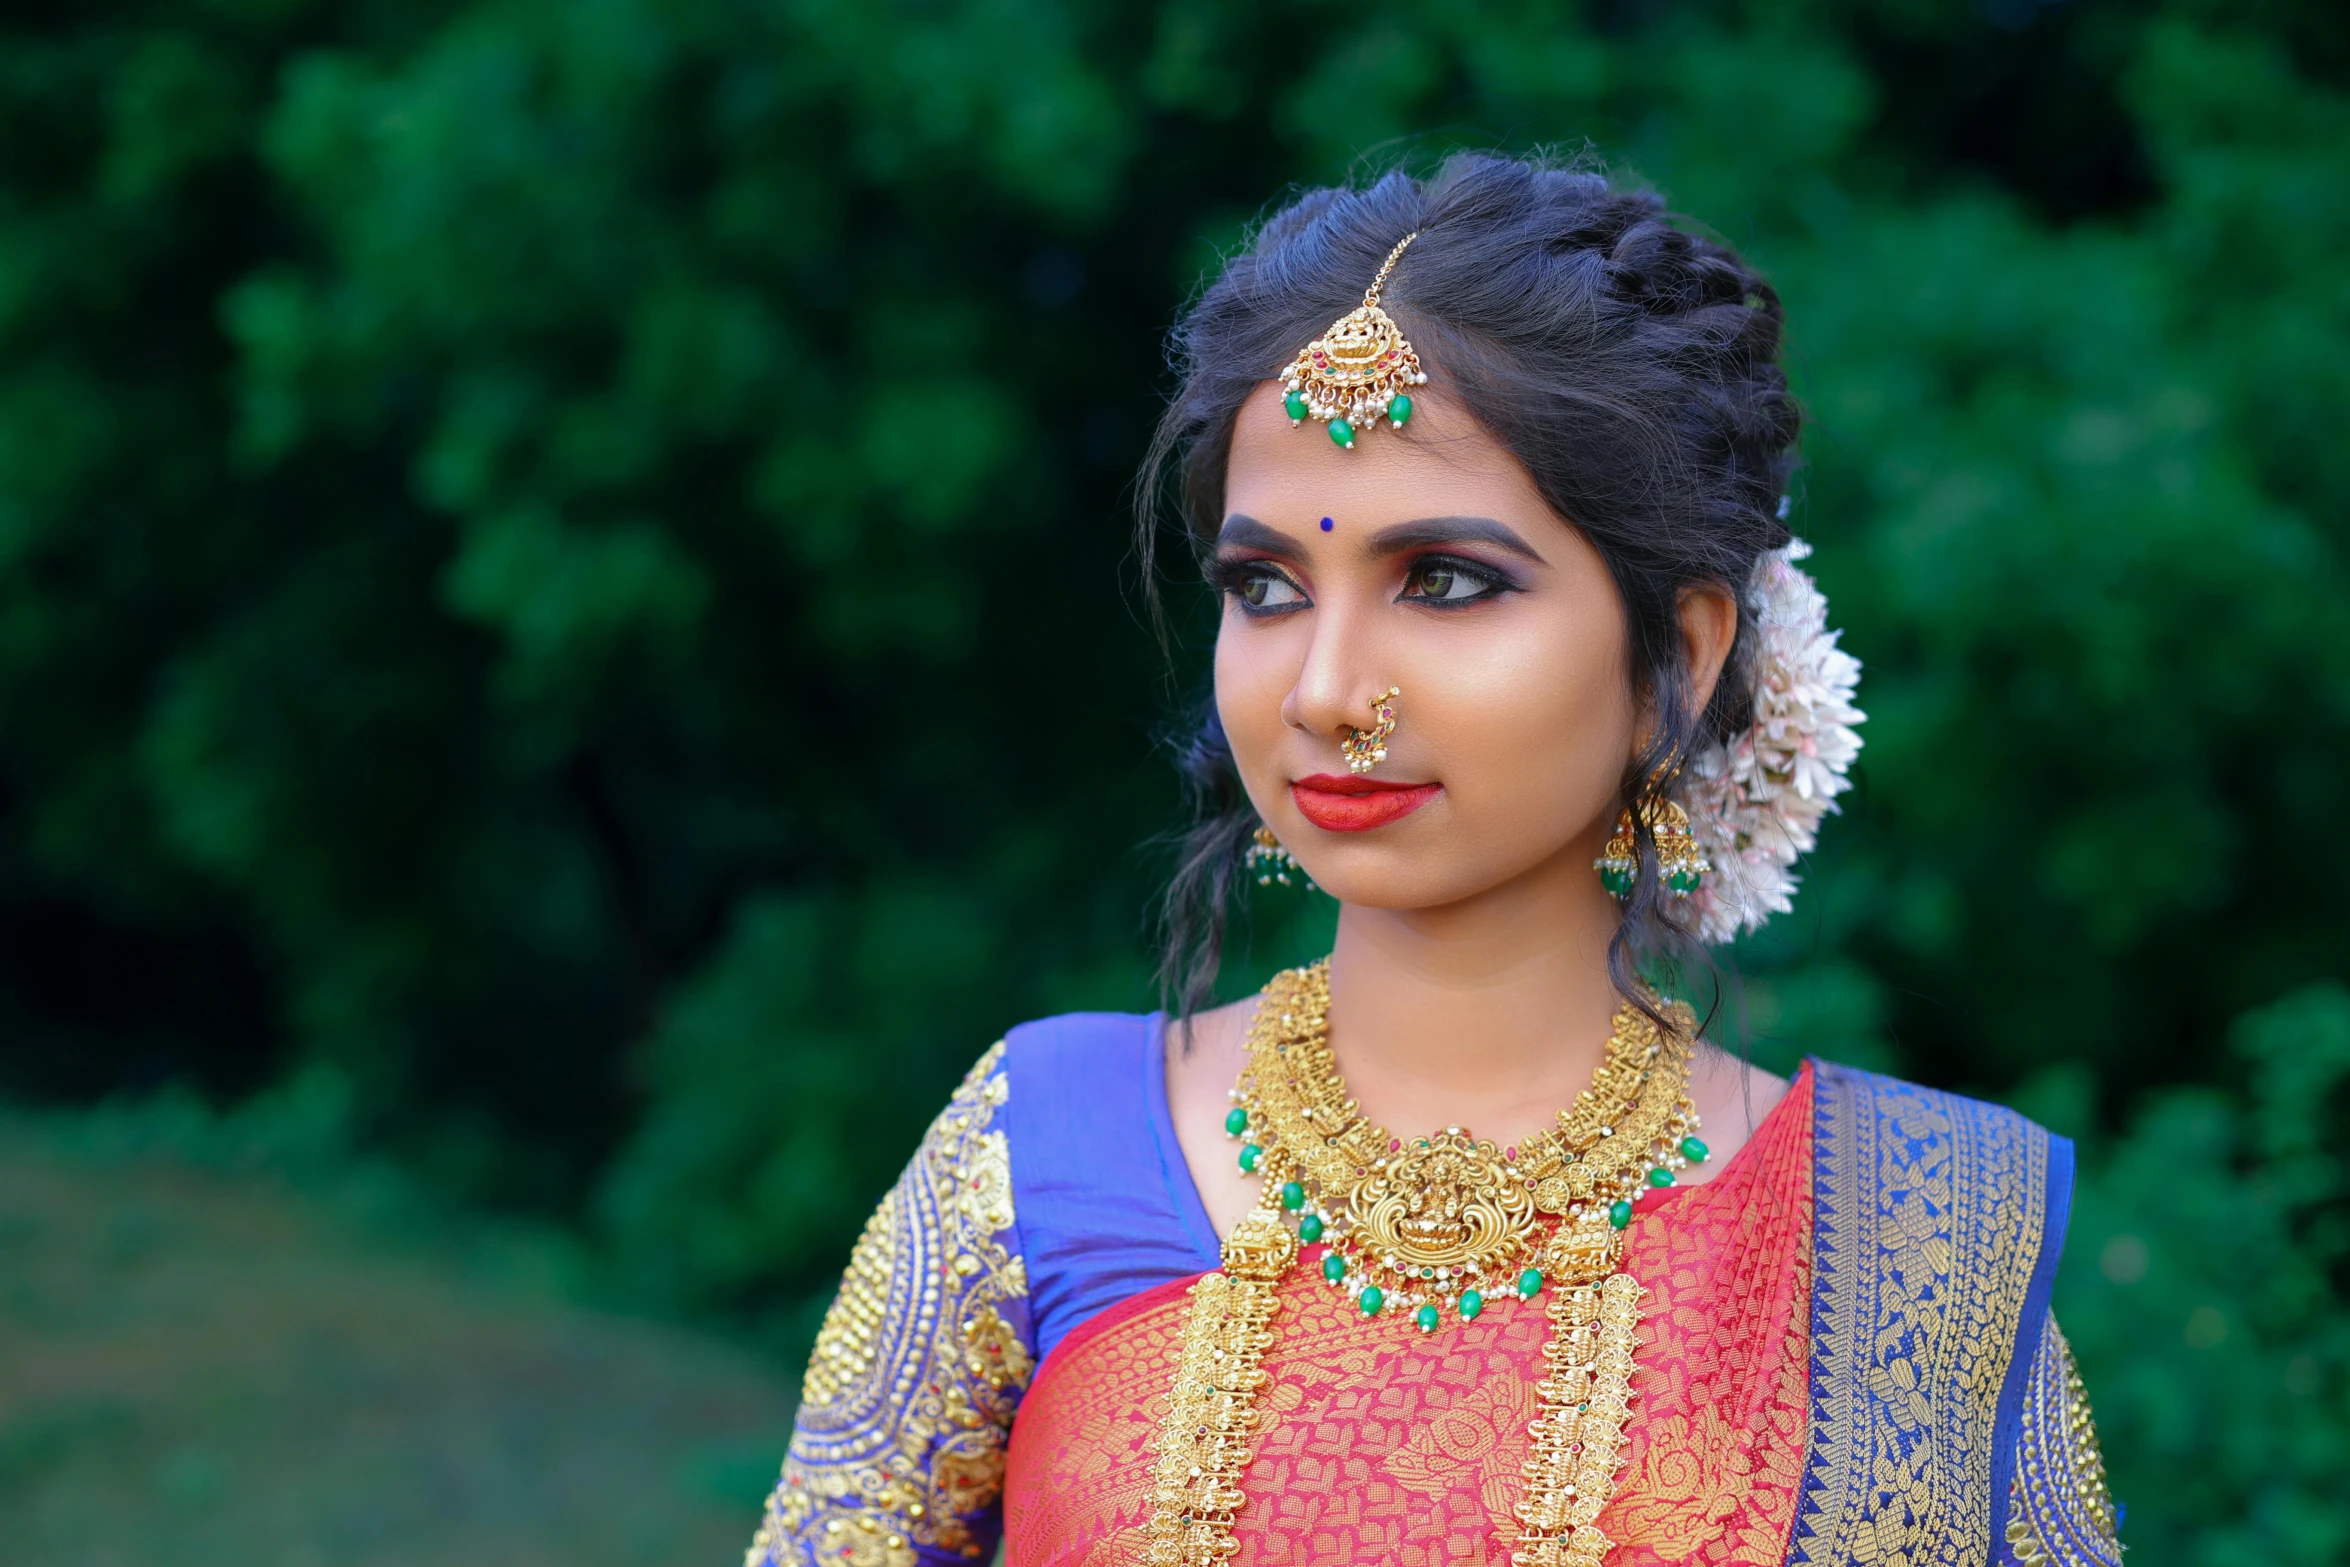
1143,961,1706,1567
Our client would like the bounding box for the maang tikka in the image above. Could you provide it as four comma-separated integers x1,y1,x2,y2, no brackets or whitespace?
1279,233,1429,449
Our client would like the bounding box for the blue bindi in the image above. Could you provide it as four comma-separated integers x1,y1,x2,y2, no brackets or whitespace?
1320,516,1335,532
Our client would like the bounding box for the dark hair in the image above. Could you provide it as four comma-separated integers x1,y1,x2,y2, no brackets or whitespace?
1139,152,1799,1023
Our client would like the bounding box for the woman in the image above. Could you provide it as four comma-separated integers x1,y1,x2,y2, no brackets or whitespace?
744,154,2121,1567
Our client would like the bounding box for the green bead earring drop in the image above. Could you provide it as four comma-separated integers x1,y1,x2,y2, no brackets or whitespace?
1596,795,1712,900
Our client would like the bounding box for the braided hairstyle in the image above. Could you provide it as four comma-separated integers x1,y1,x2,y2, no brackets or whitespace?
1140,152,1801,1023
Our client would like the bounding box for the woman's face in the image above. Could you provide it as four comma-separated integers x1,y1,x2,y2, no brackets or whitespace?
1214,382,1726,911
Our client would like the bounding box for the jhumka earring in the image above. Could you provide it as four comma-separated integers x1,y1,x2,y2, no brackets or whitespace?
1597,794,1712,899
1340,687,1401,775
1278,233,1429,450
1244,825,1306,887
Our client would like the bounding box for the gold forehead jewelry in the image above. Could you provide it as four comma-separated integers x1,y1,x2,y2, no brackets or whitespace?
1279,232,1428,449
1340,686,1400,774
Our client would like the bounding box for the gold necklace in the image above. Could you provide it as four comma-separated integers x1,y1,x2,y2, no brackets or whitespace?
1142,961,1706,1567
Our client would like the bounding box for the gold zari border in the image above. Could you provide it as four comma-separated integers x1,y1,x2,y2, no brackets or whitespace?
751,1043,1029,1567
1789,1064,2055,1567
2005,1316,2121,1567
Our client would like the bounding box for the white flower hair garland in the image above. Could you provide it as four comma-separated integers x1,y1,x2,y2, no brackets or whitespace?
1679,537,1866,945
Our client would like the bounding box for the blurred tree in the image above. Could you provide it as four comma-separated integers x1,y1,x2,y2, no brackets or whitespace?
2043,982,2350,1562
1,0,2347,1550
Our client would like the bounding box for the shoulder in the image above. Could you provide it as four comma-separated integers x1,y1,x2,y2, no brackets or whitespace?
995,1009,1229,1359
1806,1057,2075,1252
1808,1059,2073,1181
1163,996,1254,1119
995,1009,1165,1143
999,1008,1162,1077
993,1007,1174,1196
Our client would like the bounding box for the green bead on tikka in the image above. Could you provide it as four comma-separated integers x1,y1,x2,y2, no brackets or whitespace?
1238,1143,1261,1174
1279,1180,1306,1212
1322,1252,1346,1283
1284,389,1309,422
1386,393,1413,427
1298,1213,1325,1244
1328,418,1355,449
1517,1267,1544,1300
1609,1199,1634,1230
1647,1165,1676,1188
1224,1107,1248,1137
1358,1285,1385,1317
1682,1135,1710,1163
1459,1288,1484,1320
1415,1303,1440,1333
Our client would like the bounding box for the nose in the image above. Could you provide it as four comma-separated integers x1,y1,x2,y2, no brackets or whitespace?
1280,602,1393,751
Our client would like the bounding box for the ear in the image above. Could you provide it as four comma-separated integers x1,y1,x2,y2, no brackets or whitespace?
1677,582,1741,719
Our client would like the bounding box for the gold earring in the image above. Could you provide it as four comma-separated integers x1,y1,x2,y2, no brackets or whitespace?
1341,687,1401,775
1245,825,1308,887
1597,795,1710,899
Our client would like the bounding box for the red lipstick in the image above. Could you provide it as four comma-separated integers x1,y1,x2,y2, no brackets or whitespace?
1291,773,1443,833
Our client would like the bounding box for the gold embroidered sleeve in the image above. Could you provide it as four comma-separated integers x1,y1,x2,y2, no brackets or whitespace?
744,1042,1033,1567
2004,1315,2122,1567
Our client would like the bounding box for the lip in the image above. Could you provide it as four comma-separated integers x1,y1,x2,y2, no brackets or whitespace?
1291,774,1443,833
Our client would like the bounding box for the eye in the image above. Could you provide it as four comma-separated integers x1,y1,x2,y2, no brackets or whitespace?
1400,556,1507,605
1220,561,1309,614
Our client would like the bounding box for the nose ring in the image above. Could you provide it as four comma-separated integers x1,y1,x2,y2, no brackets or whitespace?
1341,687,1401,775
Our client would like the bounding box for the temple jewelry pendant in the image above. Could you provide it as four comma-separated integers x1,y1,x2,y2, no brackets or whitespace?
1278,232,1429,449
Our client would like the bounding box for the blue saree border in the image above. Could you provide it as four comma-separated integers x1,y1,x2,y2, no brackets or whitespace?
1993,1131,2072,1545
1791,1061,2073,1567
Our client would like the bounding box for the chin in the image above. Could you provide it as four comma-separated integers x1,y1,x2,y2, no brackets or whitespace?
1291,826,1599,915
1288,847,1520,912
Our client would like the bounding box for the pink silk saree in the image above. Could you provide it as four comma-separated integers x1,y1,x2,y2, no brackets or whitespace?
1003,1065,1817,1566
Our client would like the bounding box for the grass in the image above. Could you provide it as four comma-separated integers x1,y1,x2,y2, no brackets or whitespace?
0,1095,796,1567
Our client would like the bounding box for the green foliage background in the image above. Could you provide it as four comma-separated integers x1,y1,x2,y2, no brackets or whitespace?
3,0,2347,1555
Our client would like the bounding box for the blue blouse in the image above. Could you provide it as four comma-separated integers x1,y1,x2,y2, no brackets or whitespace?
999,1010,1215,1364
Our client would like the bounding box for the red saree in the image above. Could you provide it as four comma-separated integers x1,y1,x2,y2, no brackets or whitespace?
1003,1065,1817,1566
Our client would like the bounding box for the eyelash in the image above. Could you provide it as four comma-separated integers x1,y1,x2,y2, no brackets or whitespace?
1398,553,1517,607
1209,552,1521,615
1209,558,1310,616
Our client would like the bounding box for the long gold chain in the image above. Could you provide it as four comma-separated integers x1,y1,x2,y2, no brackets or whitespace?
1143,962,1705,1566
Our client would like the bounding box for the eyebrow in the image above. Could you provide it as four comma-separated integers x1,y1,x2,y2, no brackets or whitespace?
1214,515,1304,555
1366,516,1547,564
1217,513,1547,565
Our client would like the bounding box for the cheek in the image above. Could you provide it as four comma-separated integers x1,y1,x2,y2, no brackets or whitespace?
1212,613,1294,780
1435,610,1634,810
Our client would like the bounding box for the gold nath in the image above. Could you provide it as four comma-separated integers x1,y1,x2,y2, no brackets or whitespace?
1339,686,1400,775
1278,233,1429,449
1142,962,1707,1567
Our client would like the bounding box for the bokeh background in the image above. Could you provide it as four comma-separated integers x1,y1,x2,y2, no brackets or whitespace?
3,0,2347,1560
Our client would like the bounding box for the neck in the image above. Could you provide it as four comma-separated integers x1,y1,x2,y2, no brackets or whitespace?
1323,839,1626,1146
